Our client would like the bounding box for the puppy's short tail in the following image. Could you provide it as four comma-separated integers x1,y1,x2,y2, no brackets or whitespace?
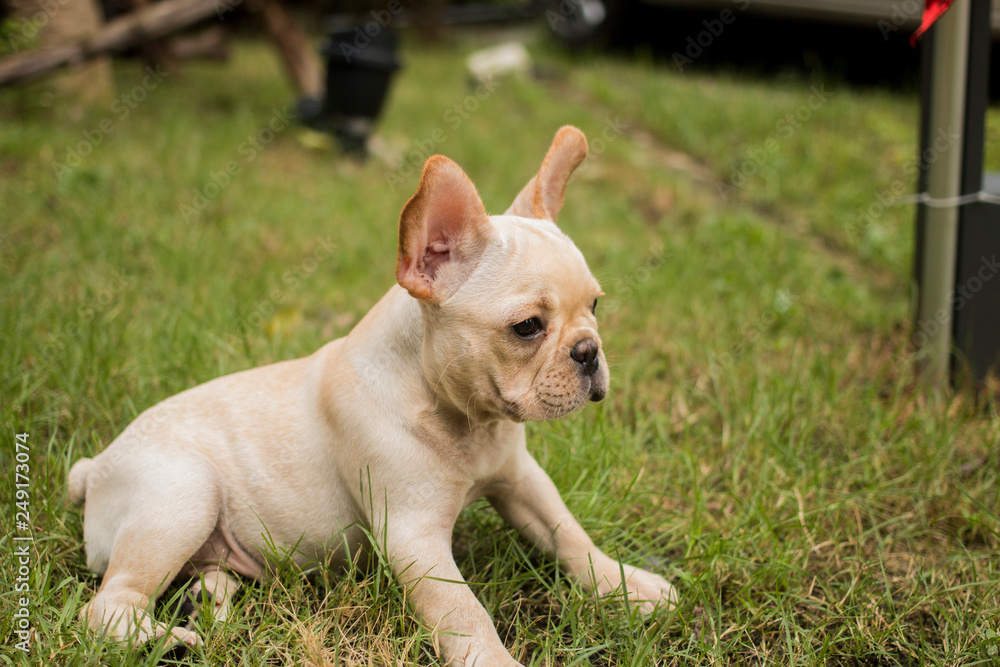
68,458,93,504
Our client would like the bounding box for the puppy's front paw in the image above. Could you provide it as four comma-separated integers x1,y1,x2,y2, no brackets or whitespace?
621,565,679,615
455,646,524,667
587,559,679,614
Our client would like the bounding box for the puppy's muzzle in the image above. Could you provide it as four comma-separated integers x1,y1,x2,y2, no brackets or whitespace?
572,339,605,403
571,338,600,376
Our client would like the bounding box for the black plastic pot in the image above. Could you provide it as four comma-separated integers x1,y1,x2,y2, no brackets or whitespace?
301,27,402,156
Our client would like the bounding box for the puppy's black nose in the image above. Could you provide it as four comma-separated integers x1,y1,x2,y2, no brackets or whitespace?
571,339,600,376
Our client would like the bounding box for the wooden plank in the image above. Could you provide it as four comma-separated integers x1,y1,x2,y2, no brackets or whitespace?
0,0,225,87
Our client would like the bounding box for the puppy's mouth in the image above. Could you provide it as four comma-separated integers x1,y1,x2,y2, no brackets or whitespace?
498,393,574,422
512,388,592,422
496,372,606,422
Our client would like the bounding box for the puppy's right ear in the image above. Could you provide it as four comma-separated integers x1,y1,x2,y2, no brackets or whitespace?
396,155,490,302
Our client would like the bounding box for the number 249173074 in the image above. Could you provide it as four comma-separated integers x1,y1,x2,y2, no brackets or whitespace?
14,433,30,525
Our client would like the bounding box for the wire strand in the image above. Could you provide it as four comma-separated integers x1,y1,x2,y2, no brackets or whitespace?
893,190,1000,208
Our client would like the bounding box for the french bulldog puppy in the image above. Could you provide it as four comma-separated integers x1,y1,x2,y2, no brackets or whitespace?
68,126,678,666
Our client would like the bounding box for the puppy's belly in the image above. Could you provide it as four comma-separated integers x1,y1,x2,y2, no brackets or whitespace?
169,422,367,571
221,467,368,572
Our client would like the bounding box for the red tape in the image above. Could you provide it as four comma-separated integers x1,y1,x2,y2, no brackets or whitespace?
911,0,956,47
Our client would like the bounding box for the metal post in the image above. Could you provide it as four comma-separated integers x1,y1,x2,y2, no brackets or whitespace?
914,0,970,392
952,0,1000,386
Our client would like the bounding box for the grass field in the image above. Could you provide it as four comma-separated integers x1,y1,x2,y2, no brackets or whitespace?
1,26,999,666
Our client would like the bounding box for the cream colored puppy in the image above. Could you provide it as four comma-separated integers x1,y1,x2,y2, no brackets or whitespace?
68,126,678,666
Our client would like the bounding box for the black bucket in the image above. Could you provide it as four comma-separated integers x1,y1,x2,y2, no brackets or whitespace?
303,28,402,156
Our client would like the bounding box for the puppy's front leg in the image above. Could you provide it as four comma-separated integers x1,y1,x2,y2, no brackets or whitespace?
388,526,523,667
488,451,678,614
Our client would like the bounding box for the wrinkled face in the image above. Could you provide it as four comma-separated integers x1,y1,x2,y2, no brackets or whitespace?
421,216,608,422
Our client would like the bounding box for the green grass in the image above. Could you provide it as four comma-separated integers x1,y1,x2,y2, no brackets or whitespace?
2,28,999,666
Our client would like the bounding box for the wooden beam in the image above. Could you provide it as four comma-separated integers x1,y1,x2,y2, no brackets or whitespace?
0,0,228,87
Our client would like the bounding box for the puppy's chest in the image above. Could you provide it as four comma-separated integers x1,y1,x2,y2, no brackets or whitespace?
418,420,523,494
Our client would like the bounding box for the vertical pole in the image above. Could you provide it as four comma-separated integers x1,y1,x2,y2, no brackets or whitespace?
914,0,970,393
952,0,1000,385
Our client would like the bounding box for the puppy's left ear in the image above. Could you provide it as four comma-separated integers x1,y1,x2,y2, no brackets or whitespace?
396,155,491,302
506,126,588,222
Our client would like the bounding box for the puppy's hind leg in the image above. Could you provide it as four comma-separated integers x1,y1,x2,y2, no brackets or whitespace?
80,461,223,648
184,569,240,631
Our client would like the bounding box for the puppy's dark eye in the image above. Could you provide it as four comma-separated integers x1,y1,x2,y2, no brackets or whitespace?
512,317,543,339
591,298,598,315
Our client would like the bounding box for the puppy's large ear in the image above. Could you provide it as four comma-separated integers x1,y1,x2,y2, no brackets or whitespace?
396,155,490,302
506,126,588,222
